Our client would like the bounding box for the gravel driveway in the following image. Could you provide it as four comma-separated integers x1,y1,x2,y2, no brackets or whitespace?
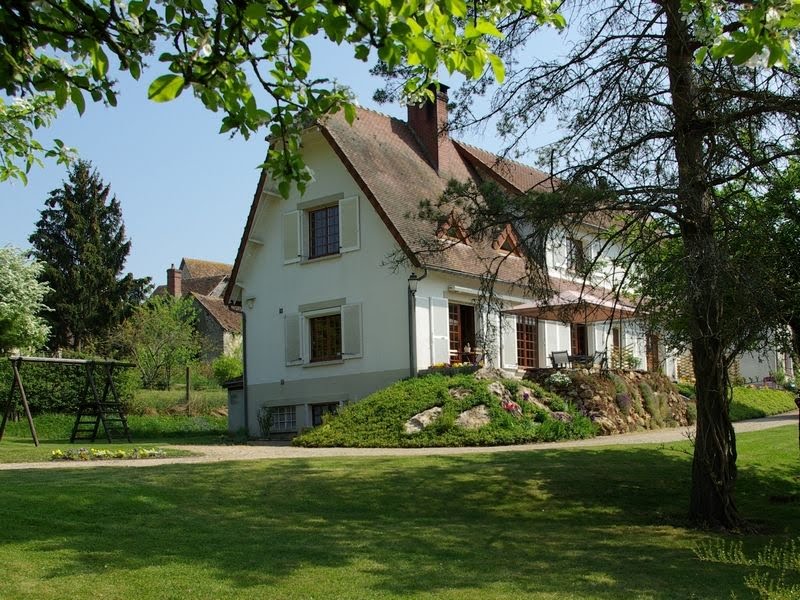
1,411,795,471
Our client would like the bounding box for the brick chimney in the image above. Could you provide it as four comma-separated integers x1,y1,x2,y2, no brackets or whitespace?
407,84,449,172
167,264,182,297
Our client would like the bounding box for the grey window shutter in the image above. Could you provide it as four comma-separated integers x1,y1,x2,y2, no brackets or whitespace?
341,303,362,358
283,211,301,264
502,314,518,369
339,196,360,253
429,297,450,365
284,314,303,365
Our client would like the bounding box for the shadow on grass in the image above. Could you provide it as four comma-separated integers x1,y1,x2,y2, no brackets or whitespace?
0,427,797,599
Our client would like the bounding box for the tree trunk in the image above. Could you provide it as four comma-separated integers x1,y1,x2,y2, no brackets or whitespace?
688,339,740,527
663,0,742,528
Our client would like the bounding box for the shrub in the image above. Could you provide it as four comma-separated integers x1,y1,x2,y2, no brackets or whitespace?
257,406,273,438
685,401,697,425
502,379,520,397
545,396,567,412
212,355,243,386
675,381,696,399
639,382,664,427
0,355,140,414
615,393,632,414
730,387,796,421
545,372,571,388
294,374,593,448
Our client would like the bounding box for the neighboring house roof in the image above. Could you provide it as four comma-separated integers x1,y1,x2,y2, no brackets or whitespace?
191,292,243,333
181,258,233,280
225,101,607,304
183,275,229,297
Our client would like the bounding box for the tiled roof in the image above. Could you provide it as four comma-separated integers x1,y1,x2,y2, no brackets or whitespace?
191,292,242,333
319,107,531,284
453,141,557,194
183,275,228,298
226,105,613,302
181,258,233,280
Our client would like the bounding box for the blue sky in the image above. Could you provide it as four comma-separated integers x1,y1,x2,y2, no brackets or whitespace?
0,32,561,288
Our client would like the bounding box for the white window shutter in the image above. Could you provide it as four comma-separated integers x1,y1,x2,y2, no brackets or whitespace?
429,297,450,364
502,314,518,369
341,303,362,358
284,314,303,365
552,233,567,270
283,211,301,264
339,196,360,253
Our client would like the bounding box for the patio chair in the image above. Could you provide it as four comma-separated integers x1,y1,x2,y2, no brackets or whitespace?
550,351,570,369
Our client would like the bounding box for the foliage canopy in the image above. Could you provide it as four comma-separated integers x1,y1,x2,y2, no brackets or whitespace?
28,160,150,350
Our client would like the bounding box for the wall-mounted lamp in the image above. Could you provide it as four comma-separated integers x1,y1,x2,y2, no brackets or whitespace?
408,272,420,295
245,297,256,310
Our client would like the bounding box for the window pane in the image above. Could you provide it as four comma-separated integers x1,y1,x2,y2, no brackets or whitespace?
309,205,340,258
310,314,342,362
271,406,297,432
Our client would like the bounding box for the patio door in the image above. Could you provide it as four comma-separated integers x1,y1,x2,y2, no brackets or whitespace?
571,323,588,356
449,303,476,363
516,316,538,368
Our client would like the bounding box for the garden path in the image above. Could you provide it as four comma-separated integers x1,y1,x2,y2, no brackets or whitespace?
0,412,795,471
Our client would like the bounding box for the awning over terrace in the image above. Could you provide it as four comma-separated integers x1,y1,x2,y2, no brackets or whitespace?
504,290,637,323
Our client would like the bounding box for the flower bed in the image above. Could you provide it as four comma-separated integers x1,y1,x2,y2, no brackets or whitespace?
50,447,167,461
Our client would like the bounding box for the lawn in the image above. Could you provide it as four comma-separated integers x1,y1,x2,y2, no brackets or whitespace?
0,426,796,599
0,414,227,463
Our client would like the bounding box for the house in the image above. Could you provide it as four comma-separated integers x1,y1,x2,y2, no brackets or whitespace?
225,87,798,436
223,87,677,437
154,258,242,359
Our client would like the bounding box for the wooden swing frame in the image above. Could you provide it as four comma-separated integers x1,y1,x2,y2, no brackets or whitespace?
0,356,135,446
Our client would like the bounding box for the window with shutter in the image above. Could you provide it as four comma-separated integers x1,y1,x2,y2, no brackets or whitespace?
283,211,301,264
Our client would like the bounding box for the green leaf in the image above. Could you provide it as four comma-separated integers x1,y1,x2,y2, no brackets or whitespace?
354,44,370,61
343,102,356,125
90,43,109,77
278,180,291,198
70,87,86,115
488,53,505,83
443,0,467,18
147,74,185,102
694,46,708,65
129,60,141,80
731,40,760,65
244,3,266,19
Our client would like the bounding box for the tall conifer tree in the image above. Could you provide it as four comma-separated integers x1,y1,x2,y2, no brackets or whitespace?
29,160,150,350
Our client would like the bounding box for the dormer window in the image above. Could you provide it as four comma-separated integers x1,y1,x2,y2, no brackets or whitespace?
438,212,469,244
493,224,522,257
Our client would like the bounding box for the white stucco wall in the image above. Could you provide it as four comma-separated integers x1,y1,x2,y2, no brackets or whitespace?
234,132,413,433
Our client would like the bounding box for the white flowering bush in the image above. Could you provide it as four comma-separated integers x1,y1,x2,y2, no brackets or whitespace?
545,372,572,387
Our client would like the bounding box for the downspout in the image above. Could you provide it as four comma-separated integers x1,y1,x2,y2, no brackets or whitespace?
241,309,249,435
408,269,428,378
230,302,248,435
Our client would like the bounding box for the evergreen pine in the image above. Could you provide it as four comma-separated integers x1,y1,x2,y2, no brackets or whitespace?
29,160,150,350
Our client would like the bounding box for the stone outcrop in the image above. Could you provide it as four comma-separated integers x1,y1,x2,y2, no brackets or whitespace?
404,406,443,434
455,405,490,429
523,369,691,435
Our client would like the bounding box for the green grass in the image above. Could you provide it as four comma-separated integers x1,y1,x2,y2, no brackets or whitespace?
128,388,227,416
295,374,596,447
0,426,797,599
730,387,797,421
0,413,228,462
